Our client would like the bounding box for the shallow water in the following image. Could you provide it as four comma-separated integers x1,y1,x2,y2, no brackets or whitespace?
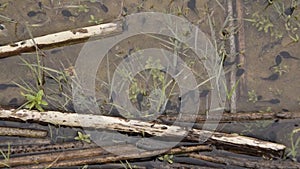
0,0,300,167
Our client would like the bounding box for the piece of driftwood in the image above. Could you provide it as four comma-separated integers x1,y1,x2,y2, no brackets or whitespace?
0,21,123,58
189,153,300,169
23,145,211,168
0,126,47,138
0,108,286,158
159,111,300,123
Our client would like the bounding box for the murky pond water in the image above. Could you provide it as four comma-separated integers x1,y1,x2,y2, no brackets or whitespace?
0,0,300,168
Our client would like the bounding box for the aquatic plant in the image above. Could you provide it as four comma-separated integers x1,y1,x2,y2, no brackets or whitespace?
247,89,258,103
20,90,48,112
120,160,137,169
74,131,91,143
245,12,283,39
158,154,174,164
88,15,103,24
286,128,300,162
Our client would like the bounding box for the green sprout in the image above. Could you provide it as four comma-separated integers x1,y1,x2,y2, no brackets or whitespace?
224,79,240,101
247,89,258,103
0,144,10,167
88,15,103,24
78,5,90,13
245,13,283,39
21,90,48,112
158,154,174,164
286,128,300,162
74,131,91,143
272,64,288,76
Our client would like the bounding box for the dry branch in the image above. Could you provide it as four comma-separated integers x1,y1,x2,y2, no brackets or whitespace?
159,111,300,123
24,145,211,168
236,0,247,96
0,21,123,58
0,126,47,138
3,141,97,155
0,145,122,167
0,139,51,146
189,153,300,169
227,0,238,112
0,108,286,158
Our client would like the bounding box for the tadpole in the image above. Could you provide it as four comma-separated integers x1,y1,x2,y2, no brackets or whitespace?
187,0,199,15
269,55,282,70
27,11,37,17
284,6,295,16
260,98,280,104
261,73,279,81
236,68,245,77
61,9,73,17
100,3,108,13
279,51,299,60
136,93,144,111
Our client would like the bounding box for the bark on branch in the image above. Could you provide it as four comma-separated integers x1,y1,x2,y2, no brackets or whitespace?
0,21,123,58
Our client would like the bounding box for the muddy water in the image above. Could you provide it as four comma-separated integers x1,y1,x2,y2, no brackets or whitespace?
0,0,300,166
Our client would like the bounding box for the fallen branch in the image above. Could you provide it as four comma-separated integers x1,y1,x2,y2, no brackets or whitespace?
236,0,247,97
227,0,238,113
0,139,51,146
189,153,300,169
159,111,300,123
0,145,120,167
0,126,47,138
23,145,211,168
2,141,97,155
0,108,286,158
0,21,123,58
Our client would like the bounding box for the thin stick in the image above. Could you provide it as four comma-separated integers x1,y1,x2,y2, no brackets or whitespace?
158,111,300,123
27,145,211,168
0,21,123,58
1,141,98,155
227,0,237,113
236,0,247,97
0,126,47,138
189,153,300,169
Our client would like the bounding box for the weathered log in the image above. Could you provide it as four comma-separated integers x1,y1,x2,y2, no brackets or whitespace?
0,21,123,58
0,108,286,158
0,126,47,138
22,145,211,168
189,153,300,169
